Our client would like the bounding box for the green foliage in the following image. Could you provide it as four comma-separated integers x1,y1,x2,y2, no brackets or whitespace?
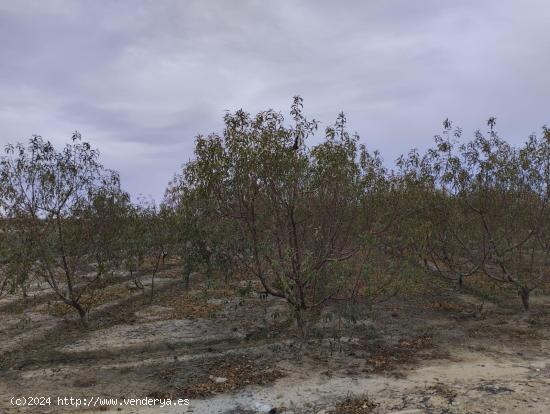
124,198,176,301
398,119,550,309
1,98,548,329
0,133,127,324
165,172,238,288
178,97,387,334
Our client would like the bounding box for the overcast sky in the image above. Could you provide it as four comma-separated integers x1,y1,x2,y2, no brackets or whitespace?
1,1,549,201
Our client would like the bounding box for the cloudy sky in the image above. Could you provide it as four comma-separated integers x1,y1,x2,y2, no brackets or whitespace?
1,1,549,201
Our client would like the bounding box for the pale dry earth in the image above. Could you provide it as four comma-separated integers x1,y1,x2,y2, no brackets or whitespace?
1,268,549,414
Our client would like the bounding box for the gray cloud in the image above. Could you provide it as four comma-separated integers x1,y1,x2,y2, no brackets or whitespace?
1,0,549,200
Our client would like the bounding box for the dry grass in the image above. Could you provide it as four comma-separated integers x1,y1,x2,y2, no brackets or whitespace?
467,324,544,341
167,357,284,398
329,396,377,413
427,382,457,404
165,294,222,319
361,334,434,372
46,283,131,316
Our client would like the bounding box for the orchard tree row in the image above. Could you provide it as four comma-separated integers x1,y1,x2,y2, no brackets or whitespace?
1,97,549,330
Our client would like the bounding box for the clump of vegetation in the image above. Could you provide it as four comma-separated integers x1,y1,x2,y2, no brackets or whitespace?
362,334,434,372
329,395,377,413
162,356,284,398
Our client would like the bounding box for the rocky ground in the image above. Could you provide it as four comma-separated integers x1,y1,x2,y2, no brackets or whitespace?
1,268,550,413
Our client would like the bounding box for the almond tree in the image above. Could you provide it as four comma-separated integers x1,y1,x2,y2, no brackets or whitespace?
125,198,175,303
183,97,386,334
165,172,241,289
0,133,126,325
416,121,550,310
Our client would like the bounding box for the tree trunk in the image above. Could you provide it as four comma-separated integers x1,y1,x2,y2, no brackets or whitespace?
520,287,530,311
206,255,213,279
183,261,192,289
295,305,307,338
149,253,162,304
149,272,155,303
73,302,89,328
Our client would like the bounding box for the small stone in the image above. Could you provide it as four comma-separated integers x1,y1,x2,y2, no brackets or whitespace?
254,402,273,412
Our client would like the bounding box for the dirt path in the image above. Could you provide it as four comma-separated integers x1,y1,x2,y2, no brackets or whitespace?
34,348,544,414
